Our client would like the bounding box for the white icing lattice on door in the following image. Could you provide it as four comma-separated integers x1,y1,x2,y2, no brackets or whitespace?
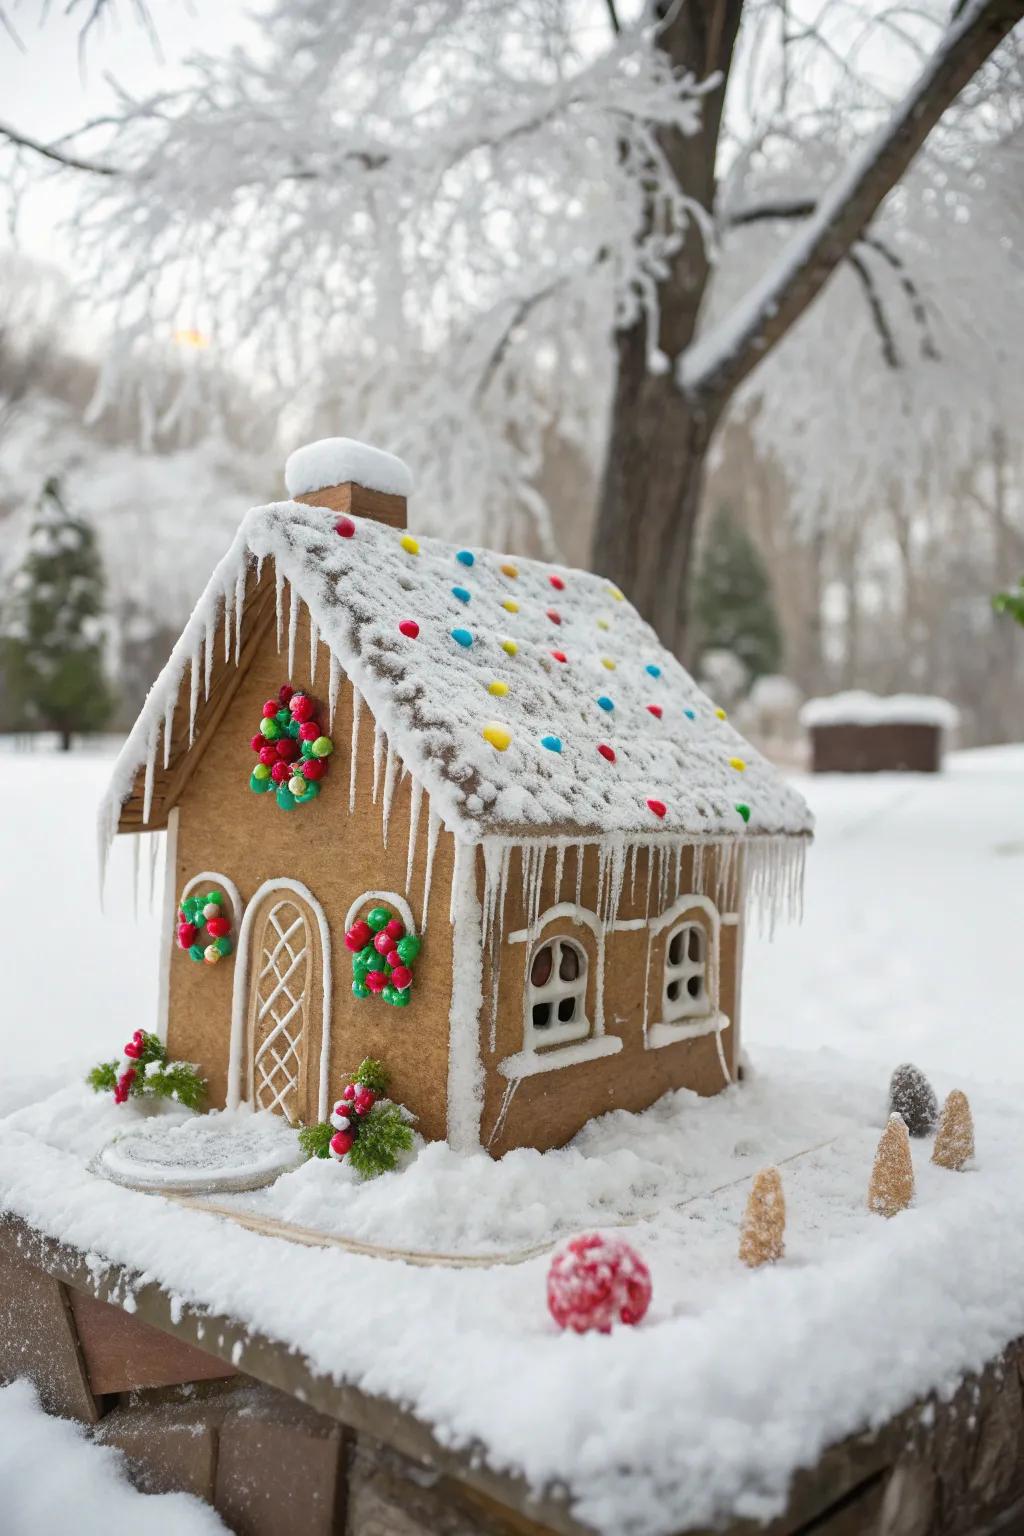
251,900,310,1121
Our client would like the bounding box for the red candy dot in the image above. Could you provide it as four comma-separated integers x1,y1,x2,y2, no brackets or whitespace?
178,923,198,948
275,738,299,761
345,920,372,952
250,734,264,753
547,1233,652,1333
385,917,405,941
597,744,616,762
261,700,278,719
290,694,315,722
278,685,294,704
390,965,414,991
270,761,290,783
330,1130,355,1157
364,970,387,994
334,516,355,538
206,916,231,939
399,619,420,639
549,574,565,590
258,744,276,766
374,930,396,956
647,798,667,818
546,609,561,625
646,704,663,719
551,650,567,664
301,758,326,781
298,720,319,742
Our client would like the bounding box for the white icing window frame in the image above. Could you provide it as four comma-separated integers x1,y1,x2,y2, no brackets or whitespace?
644,894,727,1052
525,933,590,1052
662,920,710,1022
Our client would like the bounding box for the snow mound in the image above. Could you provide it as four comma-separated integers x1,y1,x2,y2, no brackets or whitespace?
284,437,414,499
800,691,959,730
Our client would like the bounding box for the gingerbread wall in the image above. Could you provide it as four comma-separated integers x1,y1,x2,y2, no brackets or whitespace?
163,582,457,1141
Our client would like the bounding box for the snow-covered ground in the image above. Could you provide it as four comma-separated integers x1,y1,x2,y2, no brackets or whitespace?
0,744,1022,1534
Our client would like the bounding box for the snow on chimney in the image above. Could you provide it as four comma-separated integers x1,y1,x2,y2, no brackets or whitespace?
285,437,412,530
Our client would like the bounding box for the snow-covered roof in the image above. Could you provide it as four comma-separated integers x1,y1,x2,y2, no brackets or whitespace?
801,691,959,731
103,497,812,846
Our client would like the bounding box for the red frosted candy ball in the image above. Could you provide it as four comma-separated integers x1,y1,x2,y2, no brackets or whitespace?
123,1040,143,1060
384,917,405,941
399,619,420,639
646,798,667,819
250,734,265,753
334,516,355,538
354,1087,376,1115
290,693,315,722
278,684,294,704
373,930,396,956
206,916,231,939
270,760,290,783
390,964,413,991
329,1130,355,1160
299,720,319,742
345,921,372,952
132,1030,145,1045
261,700,278,719
341,1083,357,1100
276,737,299,762
301,758,326,781
546,1234,652,1334
364,970,387,994
258,744,277,766
178,922,198,948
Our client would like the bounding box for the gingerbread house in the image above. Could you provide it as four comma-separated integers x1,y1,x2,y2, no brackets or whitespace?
101,439,812,1157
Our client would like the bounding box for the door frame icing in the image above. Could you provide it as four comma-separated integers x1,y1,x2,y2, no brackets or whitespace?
227,878,332,1121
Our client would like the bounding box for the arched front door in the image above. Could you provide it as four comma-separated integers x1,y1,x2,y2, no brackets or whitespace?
231,880,330,1125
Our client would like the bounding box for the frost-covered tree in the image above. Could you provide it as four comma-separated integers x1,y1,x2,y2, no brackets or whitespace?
693,506,782,680
1,476,113,748
1,0,1021,654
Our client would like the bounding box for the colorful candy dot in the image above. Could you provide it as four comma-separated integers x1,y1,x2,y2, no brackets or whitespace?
597,743,616,763
546,609,561,625
334,516,355,538
399,619,420,639
451,628,473,647
608,585,624,602
501,639,518,656
646,798,667,818
645,664,662,678
452,586,471,604
735,803,751,823
597,618,609,631
684,708,696,720
715,707,727,720
487,680,509,697
501,563,519,579
400,535,420,555
483,722,512,751
647,704,663,719
502,599,519,614
551,650,567,664
729,756,746,772
597,696,614,712
456,549,475,566
252,763,271,782
540,735,562,753
549,574,565,590
311,736,334,758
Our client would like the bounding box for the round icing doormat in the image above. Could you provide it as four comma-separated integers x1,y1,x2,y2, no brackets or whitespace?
94,1113,306,1195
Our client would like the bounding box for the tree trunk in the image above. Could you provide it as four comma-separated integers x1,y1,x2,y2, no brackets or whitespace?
60,729,72,752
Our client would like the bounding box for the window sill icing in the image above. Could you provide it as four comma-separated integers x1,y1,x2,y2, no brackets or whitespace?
497,1035,623,1080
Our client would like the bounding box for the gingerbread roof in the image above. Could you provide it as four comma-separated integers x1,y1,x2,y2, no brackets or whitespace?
101,496,812,852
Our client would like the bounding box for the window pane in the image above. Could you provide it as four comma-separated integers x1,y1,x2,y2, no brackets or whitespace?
557,995,576,1023
688,927,703,961
532,1001,552,1029
668,929,685,965
687,975,703,999
531,945,553,987
667,979,681,1002
558,944,580,982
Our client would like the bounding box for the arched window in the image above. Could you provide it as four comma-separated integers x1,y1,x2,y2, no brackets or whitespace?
526,935,589,1049
663,921,709,1021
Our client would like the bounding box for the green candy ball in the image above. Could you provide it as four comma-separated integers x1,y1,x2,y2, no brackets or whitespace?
275,709,291,726
299,780,320,800
188,943,204,962
205,891,222,906
352,980,370,999
311,735,334,759
259,718,280,740
215,936,233,957
300,741,314,758
382,985,399,1005
250,772,270,793
366,905,392,933
276,785,297,811
252,763,271,782
287,719,301,739
391,988,411,1008
395,934,421,964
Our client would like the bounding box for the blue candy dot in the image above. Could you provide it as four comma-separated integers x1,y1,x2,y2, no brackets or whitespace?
452,586,471,603
456,550,475,566
645,664,662,678
540,735,562,753
683,708,696,720
451,628,473,647
597,696,614,712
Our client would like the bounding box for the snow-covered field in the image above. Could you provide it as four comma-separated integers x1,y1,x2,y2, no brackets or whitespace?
0,745,1022,1533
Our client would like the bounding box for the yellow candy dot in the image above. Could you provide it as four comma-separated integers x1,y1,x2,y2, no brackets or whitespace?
501,639,518,656
501,563,519,579
483,722,512,751
596,618,610,631
607,584,624,602
729,756,746,772
601,657,616,671
502,598,519,614
400,535,420,555
715,707,727,720
487,680,509,697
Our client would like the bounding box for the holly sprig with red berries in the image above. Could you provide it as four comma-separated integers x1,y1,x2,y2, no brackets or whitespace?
345,905,421,1006
297,1057,413,1179
88,1030,206,1112
248,683,334,811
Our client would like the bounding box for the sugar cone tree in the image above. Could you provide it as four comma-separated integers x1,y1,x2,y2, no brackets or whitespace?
739,1166,786,1267
868,1114,915,1217
932,1090,975,1171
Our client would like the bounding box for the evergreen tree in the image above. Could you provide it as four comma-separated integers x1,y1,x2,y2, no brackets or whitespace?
2,476,112,749
692,507,782,681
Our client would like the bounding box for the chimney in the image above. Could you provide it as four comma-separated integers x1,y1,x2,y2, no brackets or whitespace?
285,437,412,530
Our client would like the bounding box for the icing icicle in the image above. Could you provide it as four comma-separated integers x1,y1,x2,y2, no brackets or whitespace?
233,566,247,662
381,742,399,848
274,566,285,651
203,613,216,700
405,779,423,891
187,646,201,745
162,695,175,772
422,805,441,929
328,653,342,732
349,687,363,813
308,616,320,685
287,585,300,678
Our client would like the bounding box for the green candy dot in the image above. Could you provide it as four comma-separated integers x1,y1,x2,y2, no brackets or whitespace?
205,891,222,906
382,985,399,1005
300,741,314,758
301,780,320,800
395,934,421,964
215,936,233,957
275,709,290,726
391,988,411,1008
352,980,370,999
276,785,297,810
250,772,270,793
252,763,271,781
188,943,204,962
366,905,392,933
311,736,334,759
735,803,751,824
259,718,280,740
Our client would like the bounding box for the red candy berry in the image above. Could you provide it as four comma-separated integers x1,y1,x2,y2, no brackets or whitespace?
276,737,299,762
364,970,387,994
178,922,198,948
250,734,264,752
261,700,278,719
299,720,319,742
646,798,667,818
390,965,414,991
289,693,315,722
551,650,567,664
334,516,355,538
354,1088,376,1116
341,1083,357,1100
302,758,326,781
399,619,420,639
384,917,405,941
270,761,290,783
647,704,663,719
123,1042,142,1060
278,685,294,704
374,930,396,956
329,1130,355,1159
547,1234,652,1334
345,921,372,952
206,916,231,939
132,1030,145,1045
546,609,561,625
549,574,565,590
258,744,277,766
597,744,616,763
